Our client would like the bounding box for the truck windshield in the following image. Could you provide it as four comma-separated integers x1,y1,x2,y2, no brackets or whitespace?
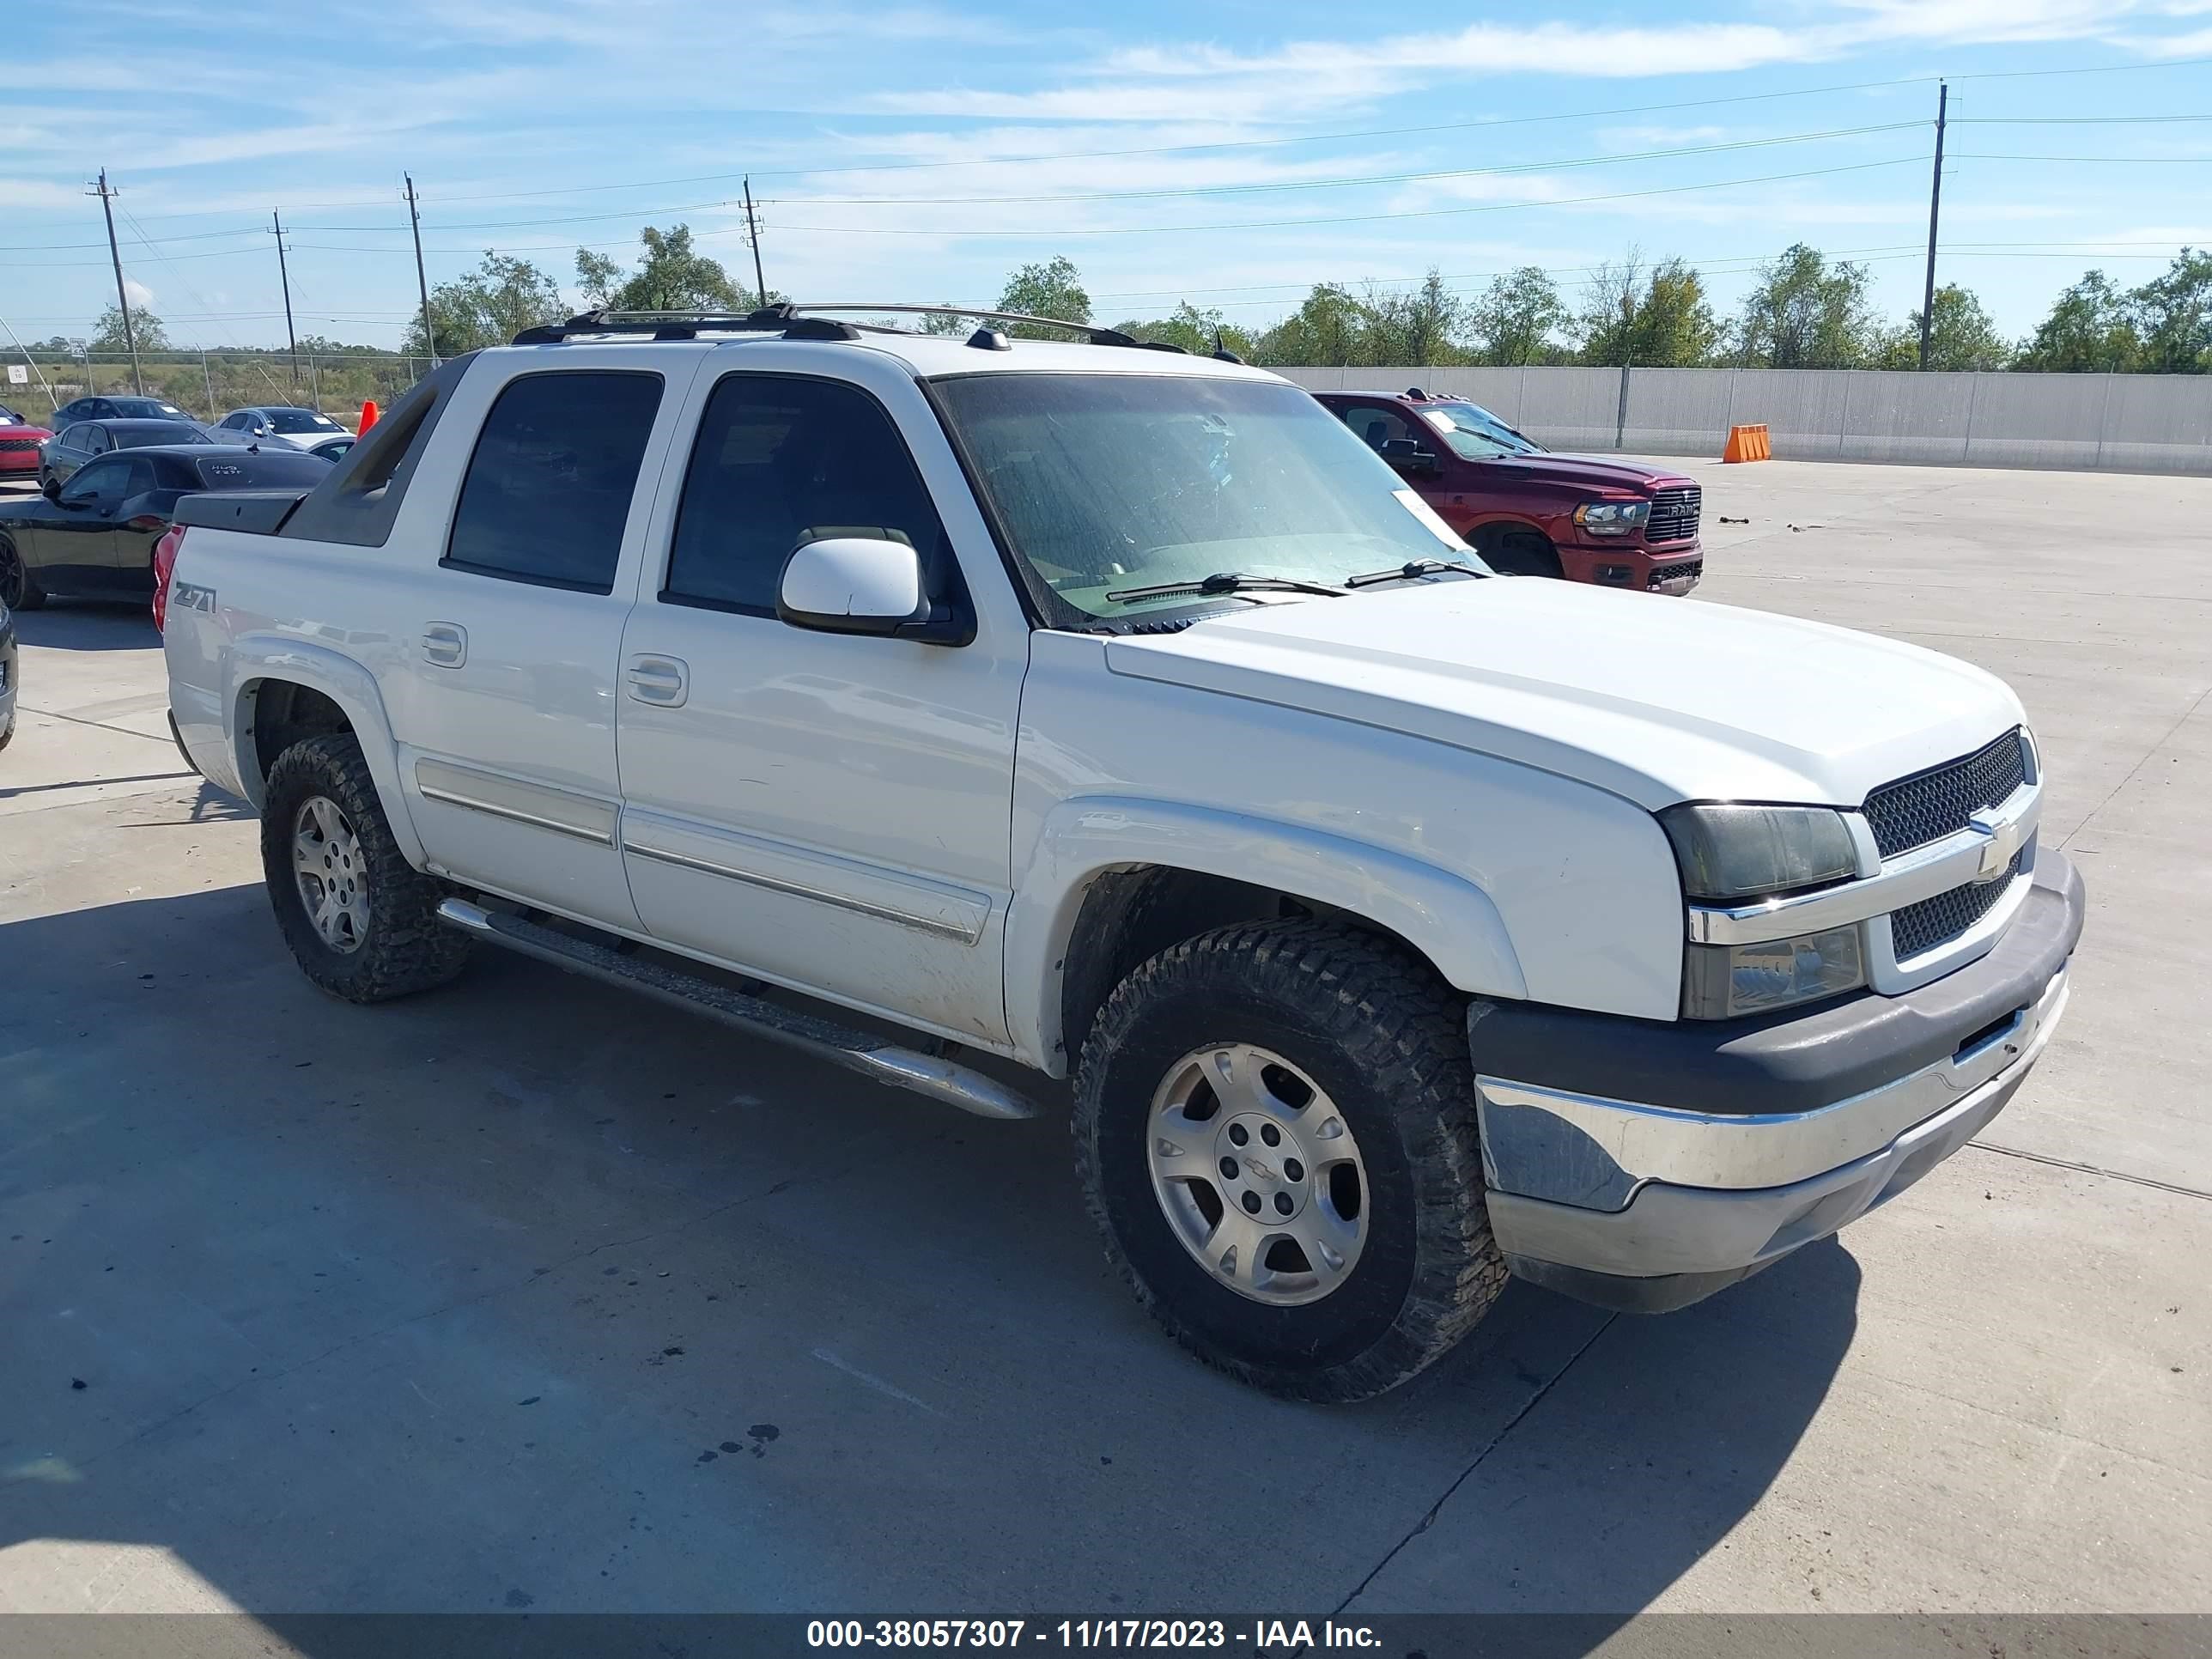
933,374,1479,623
1419,402,1543,459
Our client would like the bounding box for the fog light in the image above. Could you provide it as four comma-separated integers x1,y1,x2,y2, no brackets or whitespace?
1684,926,1865,1019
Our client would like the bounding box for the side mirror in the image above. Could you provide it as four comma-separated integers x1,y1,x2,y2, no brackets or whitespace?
1379,436,1441,474
777,537,929,637
42,477,60,501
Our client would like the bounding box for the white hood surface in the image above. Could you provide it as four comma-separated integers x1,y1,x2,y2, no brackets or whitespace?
1104,576,2027,811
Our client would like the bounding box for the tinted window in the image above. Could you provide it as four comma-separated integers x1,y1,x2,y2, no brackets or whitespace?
1336,403,1414,451
112,398,188,420
664,374,949,616
268,409,340,434
444,371,662,592
61,456,128,507
118,458,159,501
114,422,204,449
195,450,339,489
81,426,111,454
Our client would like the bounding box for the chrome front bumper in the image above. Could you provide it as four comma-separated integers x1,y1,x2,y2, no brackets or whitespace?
1468,852,2083,1313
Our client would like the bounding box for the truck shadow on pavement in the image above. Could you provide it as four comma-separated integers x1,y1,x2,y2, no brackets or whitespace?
0,882,1856,1634
8,604,160,652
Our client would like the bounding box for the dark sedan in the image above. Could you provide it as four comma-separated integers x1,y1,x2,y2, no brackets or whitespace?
0,444,331,610
39,418,215,491
47,393,199,429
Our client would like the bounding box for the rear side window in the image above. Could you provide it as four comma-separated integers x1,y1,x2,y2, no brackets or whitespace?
443,371,661,592
663,374,949,616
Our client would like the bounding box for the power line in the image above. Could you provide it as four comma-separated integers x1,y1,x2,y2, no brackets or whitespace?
762,155,1930,237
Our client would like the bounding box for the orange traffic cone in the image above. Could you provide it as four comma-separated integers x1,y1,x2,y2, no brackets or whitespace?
357,399,380,436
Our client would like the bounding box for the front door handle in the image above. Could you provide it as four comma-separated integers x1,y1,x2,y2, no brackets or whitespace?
422,622,467,667
625,653,689,708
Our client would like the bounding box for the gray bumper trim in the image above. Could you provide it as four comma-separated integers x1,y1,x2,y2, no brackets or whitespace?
1487,989,2057,1302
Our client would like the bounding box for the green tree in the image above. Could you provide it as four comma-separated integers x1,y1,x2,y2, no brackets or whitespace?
996,257,1091,332
2016,270,2139,373
1577,255,1720,368
1877,284,2013,371
92,304,169,353
1468,267,1566,366
574,225,758,315
1735,243,1880,368
918,302,970,337
1252,284,1365,366
404,252,565,356
1109,301,1255,357
2127,247,2212,374
1361,270,1468,366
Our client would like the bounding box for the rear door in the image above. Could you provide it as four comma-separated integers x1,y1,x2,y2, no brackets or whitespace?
611,361,1026,1043
376,352,698,932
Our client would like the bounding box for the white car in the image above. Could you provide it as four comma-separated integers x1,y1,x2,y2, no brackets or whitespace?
212,404,352,450
157,309,2082,1401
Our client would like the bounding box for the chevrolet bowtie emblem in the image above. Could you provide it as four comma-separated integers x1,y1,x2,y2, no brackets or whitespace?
1967,809,2021,880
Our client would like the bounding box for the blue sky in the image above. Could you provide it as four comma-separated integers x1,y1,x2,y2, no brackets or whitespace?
4,0,2210,354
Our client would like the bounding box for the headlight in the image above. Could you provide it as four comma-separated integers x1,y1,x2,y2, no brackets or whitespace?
1659,803,1858,902
1572,500,1650,537
1684,927,1865,1019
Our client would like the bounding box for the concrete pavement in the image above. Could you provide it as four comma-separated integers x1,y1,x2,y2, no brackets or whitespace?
0,461,2205,1627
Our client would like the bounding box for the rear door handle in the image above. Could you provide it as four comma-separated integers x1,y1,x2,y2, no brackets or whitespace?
422,622,467,667
625,653,689,708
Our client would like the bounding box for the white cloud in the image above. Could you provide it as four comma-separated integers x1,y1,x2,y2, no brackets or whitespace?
123,278,157,309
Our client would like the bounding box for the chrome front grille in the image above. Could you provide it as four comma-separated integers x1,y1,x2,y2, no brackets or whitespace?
1645,486,1700,544
1890,853,2023,960
1863,729,2029,860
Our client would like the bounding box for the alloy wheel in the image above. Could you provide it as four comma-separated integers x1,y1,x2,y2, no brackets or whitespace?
292,794,371,953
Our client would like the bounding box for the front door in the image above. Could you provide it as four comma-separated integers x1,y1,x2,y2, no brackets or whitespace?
614,368,1025,1044
34,455,126,590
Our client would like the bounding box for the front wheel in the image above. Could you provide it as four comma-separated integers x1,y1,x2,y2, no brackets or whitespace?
260,732,470,1003
1073,921,1506,1402
0,533,46,611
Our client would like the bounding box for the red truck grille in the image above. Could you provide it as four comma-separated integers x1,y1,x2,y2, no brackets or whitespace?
0,438,40,454
1646,485,1699,544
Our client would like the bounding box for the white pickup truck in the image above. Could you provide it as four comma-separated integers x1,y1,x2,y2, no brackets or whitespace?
160,307,2083,1401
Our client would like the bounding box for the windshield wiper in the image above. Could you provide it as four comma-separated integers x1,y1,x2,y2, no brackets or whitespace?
1105,571,1346,604
1343,557,1484,588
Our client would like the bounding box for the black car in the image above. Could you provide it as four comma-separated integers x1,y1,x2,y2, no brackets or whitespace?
0,597,15,751
40,418,215,491
0,443,332,610
47,393,199,428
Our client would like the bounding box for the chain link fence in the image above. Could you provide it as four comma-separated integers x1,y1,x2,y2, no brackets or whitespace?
5,350,432,427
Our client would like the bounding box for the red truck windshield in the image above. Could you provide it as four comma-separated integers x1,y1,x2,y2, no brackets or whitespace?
1417,402,1543,460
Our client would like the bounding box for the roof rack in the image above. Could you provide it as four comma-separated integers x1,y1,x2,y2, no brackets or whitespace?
508,301,1183,353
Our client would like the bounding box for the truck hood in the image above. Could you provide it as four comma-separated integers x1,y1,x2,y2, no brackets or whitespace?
1481,453,1693,491
1103,578,2026,811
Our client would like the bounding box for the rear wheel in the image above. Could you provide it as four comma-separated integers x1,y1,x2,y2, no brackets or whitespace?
0,533,46,611
260,732,470,1002
1073,921,1506,1402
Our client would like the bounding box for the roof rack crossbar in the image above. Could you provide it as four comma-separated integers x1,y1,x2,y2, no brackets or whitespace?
510,302,1175,352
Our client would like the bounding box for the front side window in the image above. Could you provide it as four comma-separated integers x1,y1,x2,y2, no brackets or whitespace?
1337,403,1414,451
443,371,663,592
933,374,1476,626
60,456,126,508
663,374,951,617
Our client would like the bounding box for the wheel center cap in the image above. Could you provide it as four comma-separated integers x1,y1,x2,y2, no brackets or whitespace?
1216,1112,1309,1222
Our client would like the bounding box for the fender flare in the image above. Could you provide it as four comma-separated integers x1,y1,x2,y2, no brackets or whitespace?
228,635,424,866
1004,796,1528,1073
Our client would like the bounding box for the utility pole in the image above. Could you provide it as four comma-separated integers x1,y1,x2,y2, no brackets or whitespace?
90,169,144,394
405,173,438,368
1918,80,1948,372
743,177,767,304
272,211,301,387
1614,289,1635,451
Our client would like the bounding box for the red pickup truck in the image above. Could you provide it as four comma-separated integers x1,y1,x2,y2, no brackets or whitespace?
1313,388,1703,594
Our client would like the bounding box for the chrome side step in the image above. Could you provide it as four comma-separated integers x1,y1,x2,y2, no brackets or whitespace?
435,899,1036,1121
